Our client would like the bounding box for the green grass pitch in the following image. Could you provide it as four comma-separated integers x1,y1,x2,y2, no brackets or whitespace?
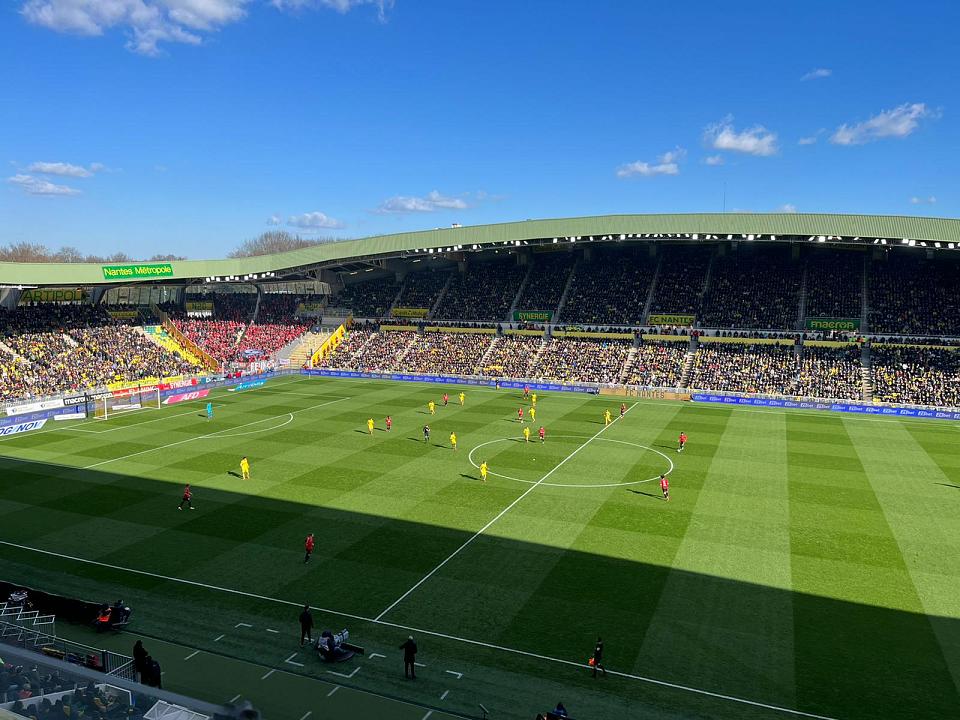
0,374,958,719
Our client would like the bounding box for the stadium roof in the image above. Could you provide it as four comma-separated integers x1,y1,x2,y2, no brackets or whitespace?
3,212,960,287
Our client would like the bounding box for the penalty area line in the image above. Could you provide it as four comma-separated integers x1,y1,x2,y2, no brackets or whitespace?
0,539,839,720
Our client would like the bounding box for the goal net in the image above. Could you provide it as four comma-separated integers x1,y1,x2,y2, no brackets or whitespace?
94,387,161,420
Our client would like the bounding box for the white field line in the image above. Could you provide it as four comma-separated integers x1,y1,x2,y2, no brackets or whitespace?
373,404,637,622
0,375,309,444
77,397,347,470
302,374,960,428
0,538,840,720
62,404,228,435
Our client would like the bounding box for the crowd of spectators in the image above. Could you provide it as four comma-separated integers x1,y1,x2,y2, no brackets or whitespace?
871,346,960,407
174,318,245,362
560,249,657,326
319,329,415,372
869,256,960,336
399,332,492,375
648,245,712,315
1,666,139,719
805,250,863,320
699,248,802,329
395,270,451,311
688,342,798,394
478,335,542,378
624,342,688,387
434,261,527,321
0,305,195,402
531,337,631,383
794,345,862,399
514,253,576,317
335,276,401,317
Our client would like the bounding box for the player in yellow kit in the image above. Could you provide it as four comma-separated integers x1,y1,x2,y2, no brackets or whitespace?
531,393,537,406
240,456,250,480
604,409,612,425
450,431,457,451
480,461,488,482
428,400,436,415
459,392,465,406
530,406,536,423
523,426,531,443
367,418,375,435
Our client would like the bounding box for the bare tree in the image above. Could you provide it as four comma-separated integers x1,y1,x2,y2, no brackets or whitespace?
53,246,85,263
0,242,51,263
228,231,333,258
149,253,187,261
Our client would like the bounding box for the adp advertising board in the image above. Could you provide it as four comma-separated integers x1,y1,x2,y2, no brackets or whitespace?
163,389,210,405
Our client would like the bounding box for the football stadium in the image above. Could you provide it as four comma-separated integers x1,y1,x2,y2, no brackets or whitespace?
1,214,959,720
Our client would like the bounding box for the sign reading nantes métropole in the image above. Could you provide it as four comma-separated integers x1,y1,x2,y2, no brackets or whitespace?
806,317,861,331
514,311,552,322
102,262,174,280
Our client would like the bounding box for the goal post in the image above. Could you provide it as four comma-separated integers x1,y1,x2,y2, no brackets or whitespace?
94,387,161,420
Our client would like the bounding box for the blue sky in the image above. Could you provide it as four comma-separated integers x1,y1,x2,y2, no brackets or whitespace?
1,0,957,258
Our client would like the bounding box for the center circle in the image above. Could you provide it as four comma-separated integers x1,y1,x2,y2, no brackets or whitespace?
467,435,674,489
204,413,295,438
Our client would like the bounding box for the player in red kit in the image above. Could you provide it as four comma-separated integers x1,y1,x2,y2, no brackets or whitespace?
523,385,530,400
304,533,315,563
660,474,670,501
385,415,392,432
442,393,449,406
177,484,194,510
678,432,688,453
620,403,627,418
518,407,524,422
538,426,545,443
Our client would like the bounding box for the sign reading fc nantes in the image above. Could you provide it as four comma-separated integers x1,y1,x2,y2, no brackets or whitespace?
102,263,174,280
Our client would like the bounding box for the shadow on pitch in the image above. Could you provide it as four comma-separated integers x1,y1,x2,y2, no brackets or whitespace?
226,471,242,479
1,455,958,720
626,489,663,501
935,482,959,489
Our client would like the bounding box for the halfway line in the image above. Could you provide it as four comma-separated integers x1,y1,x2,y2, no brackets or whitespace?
373,403,637,622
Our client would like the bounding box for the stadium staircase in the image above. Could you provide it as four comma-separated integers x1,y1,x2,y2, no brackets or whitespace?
473,335,501,373
552,258,579,323
506,262,534,321
140,326,204,367
427,271,454,320
640,253,664,323
700,249,717,304
386,277,407,317
860,255,870,333
61,332,79,348
618,346,637,384
525,337,549,375
860,344,874,401
276,330,329,369
394,333,419,365
678,338,699,388
796,261,809,331
0,339,20,360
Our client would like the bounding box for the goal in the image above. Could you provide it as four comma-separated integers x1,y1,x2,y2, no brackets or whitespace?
94,387,161,420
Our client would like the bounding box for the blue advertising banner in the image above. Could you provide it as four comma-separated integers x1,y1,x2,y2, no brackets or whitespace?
228,379,267,392
690,394,960,421
300,369,599,394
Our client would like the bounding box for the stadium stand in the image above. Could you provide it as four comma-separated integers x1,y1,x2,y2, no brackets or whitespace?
688,342,797,395
319,330,414,372
805,250,863,320
869,256,960,336
531,337,631,383
335,277,400,317
560,248,657,326
433,261,527,321
699,247,802,329
794,345,862,400
395,270,451,311
624,342,688,387
871,346,960,407
514,253,576,317
648,245,712,316
400,332,492,375
477,335,543,378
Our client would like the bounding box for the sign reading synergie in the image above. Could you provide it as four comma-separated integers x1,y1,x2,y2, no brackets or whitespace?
102,263,175,280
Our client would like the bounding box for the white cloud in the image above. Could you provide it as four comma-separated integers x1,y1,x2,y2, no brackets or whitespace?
27,161,102,177
287,211,344,229
8,174,81,196
774,203,798,213
704,118,778,156
830,103,937,145
19,0,389,54
616,148,685,178
376,190,469,214
910,196,937,205
801,68,832,81
271,0,392,21
704,154,724,166
267,214,282,225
